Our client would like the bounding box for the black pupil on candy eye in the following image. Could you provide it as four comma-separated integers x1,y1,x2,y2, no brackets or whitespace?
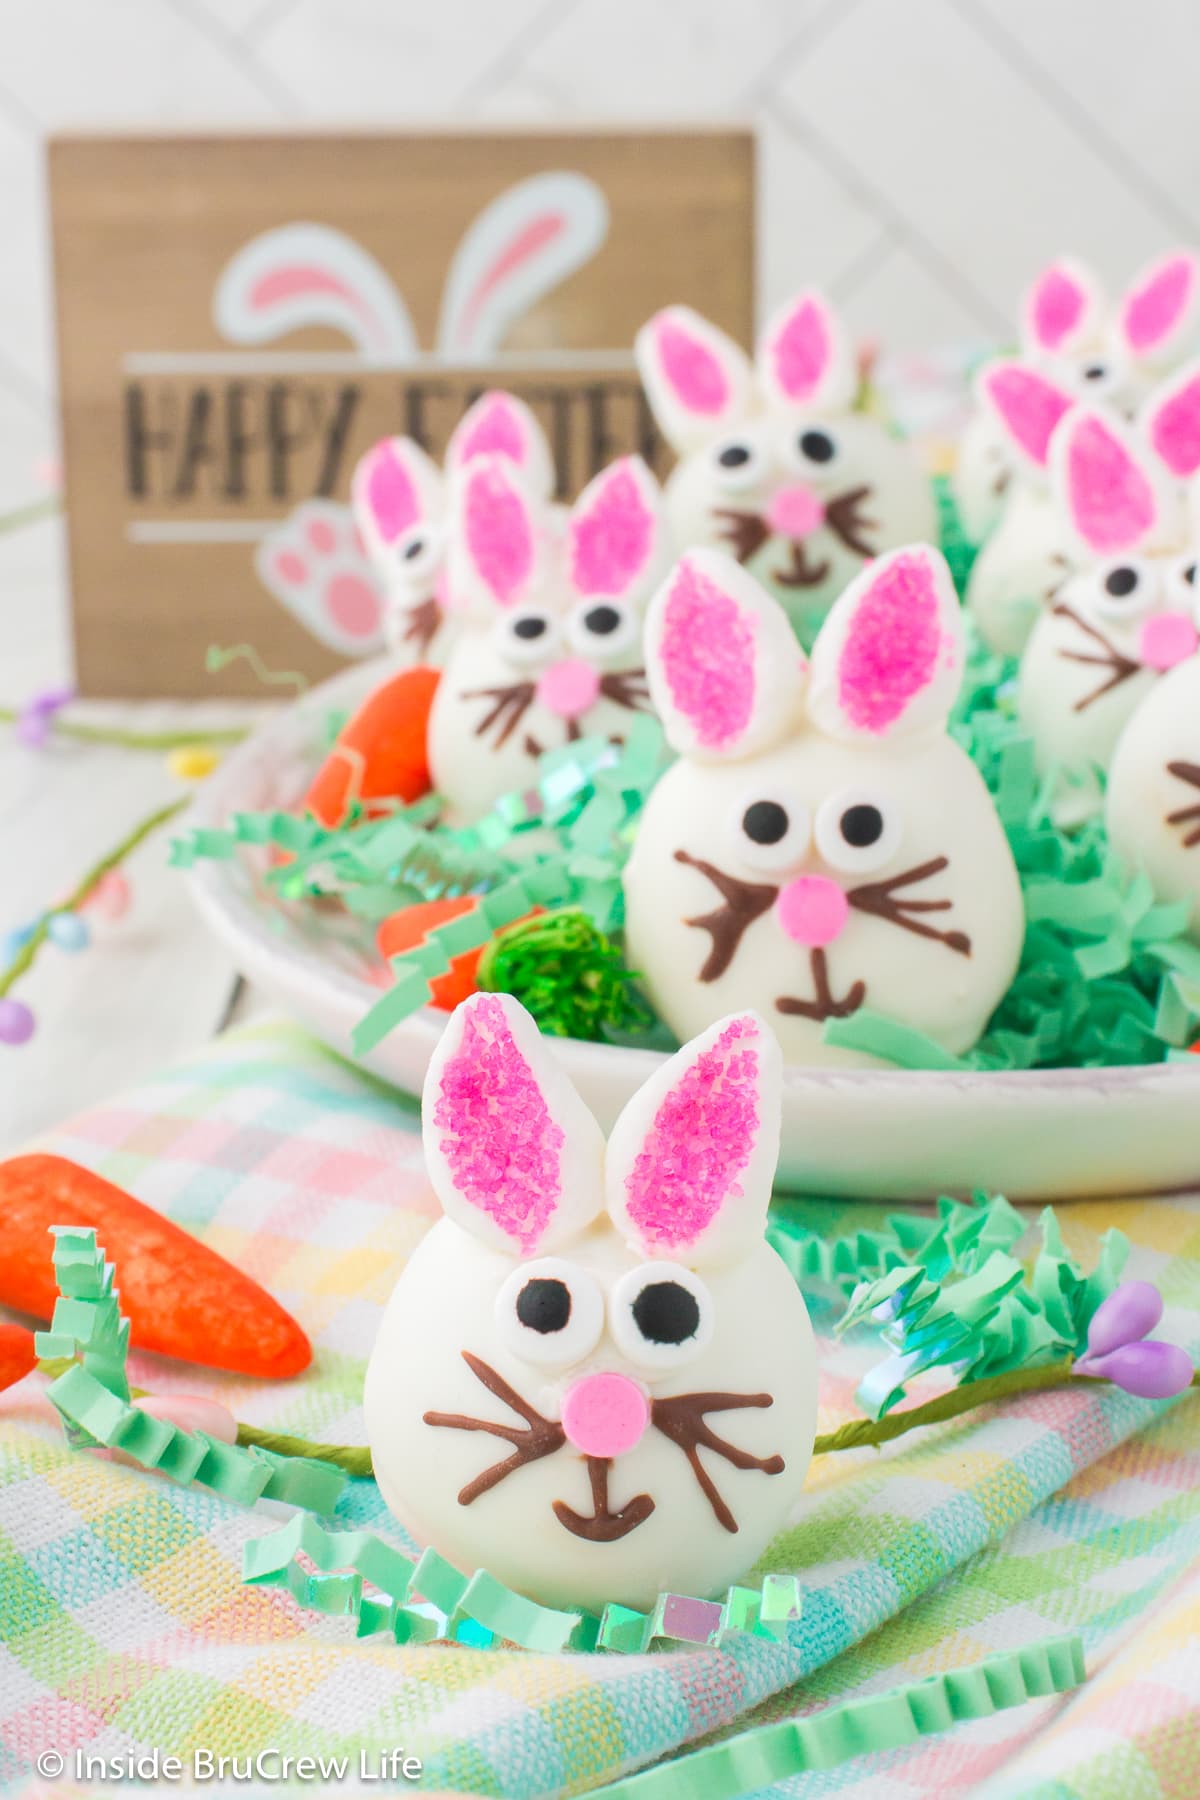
632,1281,700,1346
584,604,621,636
402,537,425,562
717,443,752,468
1083,363,1108,382
742,800,789,845
840,803,884,848
516,1278,571,1334
1104,566,1139,597
513,616,548,640
1185,564,1198,586
799,429,835,463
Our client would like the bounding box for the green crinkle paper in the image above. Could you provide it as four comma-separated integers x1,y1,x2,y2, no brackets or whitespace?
829,1194,1129,1417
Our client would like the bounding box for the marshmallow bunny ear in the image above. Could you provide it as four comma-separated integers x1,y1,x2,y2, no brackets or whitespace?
808,545,964,742
567,456,667,604
214,223,417,362
445,391,554,500
436,172,608,364
976,360,1075,473
1141,360,1200,481
447,454,547,616
635,306,754,454
351,437,444,572
643,550,806,761
1049,405,1171,558
1022,257,1105,356
605,1013,781,1268
424,993,605,1257
756,289,856,413
1117,250,1199,366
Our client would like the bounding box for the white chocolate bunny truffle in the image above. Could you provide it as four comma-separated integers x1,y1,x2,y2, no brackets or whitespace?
964,361,1075,656
1107,633,1200,941
1017,373,1200,814
428,452,668,824
350,391,554,666
635,292,936,644
365,993,817,1612
954,250,1199,550
622,546,1024,1070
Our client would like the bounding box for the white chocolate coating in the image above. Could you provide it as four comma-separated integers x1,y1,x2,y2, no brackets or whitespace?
965,485,1068,658
953,407,1015,548
1107,657,1200,938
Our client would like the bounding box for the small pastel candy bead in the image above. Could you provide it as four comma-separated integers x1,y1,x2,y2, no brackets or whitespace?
0,1000,35,1045
48,912,90,952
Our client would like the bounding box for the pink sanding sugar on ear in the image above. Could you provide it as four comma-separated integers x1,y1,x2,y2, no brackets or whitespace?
656,318,729,415
660,560,756,750
1030,266,1088,352
1123,256,1196,355
1066,416,1157,553
464,464,534,606
432,993,564,1252
768,296,830,404
984,365,1073,467
837,552,944,733
624,1018,760,1253
570,463,654,597
457,395,527,466
1148,373,1200,478
365,445,421,544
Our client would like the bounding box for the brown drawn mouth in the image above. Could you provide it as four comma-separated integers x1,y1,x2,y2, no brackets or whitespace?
713,485,878,589
424,1352,784,1541
1167,761,1200,848
1053,602,1142,712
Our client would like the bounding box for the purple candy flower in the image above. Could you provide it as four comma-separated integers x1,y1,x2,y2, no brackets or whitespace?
16,685,75,748
1075,1280,1194,1398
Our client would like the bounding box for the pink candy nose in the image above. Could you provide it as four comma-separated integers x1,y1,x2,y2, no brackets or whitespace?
776,875,850,947
767,483,826,539
1139,612,1199,671
560,1372,648,1458
536,658,602,719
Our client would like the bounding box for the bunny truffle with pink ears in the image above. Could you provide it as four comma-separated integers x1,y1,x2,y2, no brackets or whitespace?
622,545,1024,1069
349,391,554,667
365,992,817,1612
428,451,668,824
1016,371,1200,814
635,291,936,644
955,249,1200,549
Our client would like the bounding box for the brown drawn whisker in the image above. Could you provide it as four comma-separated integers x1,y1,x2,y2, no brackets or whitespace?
1167,761,1200,848
651,1391,784,1534
423,1352,565,1505
848,857,972,955
673,850,778,981
462,680,537,749
1052,604,1141,712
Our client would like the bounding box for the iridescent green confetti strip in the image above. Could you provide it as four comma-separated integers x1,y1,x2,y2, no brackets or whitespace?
242,1512,803,1658
37,1229,345,1513
590,1634,1085,1798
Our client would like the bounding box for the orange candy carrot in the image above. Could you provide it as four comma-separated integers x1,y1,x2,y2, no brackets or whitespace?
377,897,542,1011
0,1154,311,1380
304,665,439,829
0,1322,36,1394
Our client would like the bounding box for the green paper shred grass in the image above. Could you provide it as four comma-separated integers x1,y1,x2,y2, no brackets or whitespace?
932,469,980,597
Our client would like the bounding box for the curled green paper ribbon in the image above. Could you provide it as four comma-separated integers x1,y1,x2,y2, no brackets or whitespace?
36,1229,346,1514
590,1634,1085,1799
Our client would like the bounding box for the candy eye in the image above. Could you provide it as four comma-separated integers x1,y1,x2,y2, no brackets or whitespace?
814,789,902,874
394,525,442,579
791,427,839,468
1093,559,1154,620
710,437,765,492
565,599,640,660
732,791,812,872
495,1259,604,1368
1165,555,1199,614
610,1262,714,1371
495,609,562,667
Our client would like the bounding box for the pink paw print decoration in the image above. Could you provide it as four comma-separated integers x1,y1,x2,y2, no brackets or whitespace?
255,501,385,659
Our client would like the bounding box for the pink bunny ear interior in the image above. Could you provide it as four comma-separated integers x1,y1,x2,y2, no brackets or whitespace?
354,441,423,544
1023,258,1101,354
645,550,804,760
1053,410,1161,555
424,992,604,1255
757,290,854,411
634,306,752,451
605,1013,781,1265
568,457,662,600
1144,363,1200,478
1120,252,1198,359
808,545,964,740
454,456,539,609
446,391,553,498
978,361,1074,469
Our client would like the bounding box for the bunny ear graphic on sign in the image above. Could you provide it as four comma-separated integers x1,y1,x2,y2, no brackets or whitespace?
51,131,753,697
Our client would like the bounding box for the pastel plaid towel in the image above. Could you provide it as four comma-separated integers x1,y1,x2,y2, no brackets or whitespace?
1,1019,1199,1798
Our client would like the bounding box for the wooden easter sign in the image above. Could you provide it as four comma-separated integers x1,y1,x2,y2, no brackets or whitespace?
50,131,755,697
